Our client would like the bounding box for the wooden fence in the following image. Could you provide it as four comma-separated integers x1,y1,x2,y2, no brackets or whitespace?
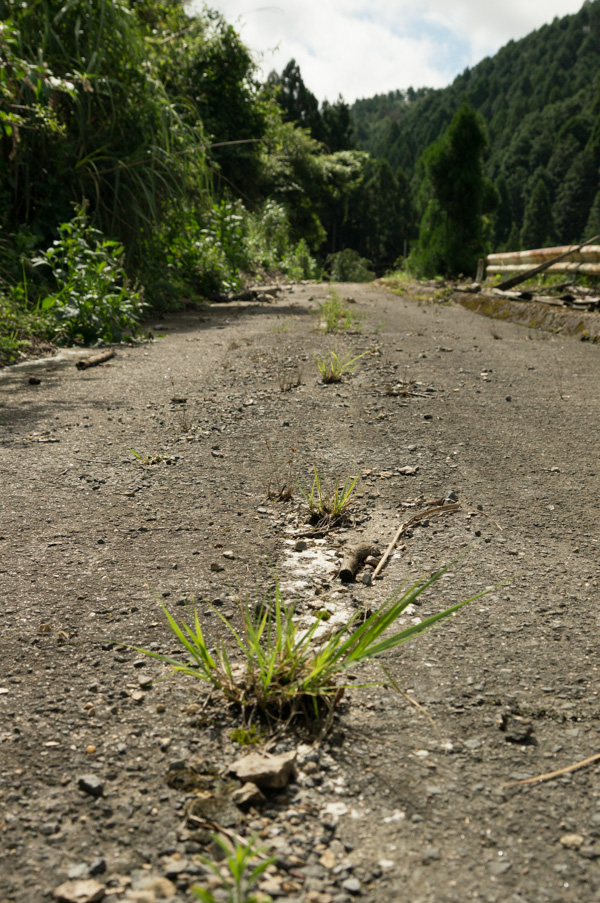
486,244,600,277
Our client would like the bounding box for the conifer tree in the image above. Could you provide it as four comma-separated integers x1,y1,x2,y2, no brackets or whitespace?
410,104,497,277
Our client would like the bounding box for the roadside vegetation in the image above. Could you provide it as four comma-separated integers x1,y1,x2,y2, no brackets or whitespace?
3,0,599,365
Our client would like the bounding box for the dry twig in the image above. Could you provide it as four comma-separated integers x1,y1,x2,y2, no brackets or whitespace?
504,752,600,788
372,501,460,580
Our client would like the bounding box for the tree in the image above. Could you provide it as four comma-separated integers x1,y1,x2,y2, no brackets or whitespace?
410,104,497,277
268,60,322,138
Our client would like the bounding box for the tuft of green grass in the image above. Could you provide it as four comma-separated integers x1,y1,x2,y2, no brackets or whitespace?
298,465,357,525
230,725,263,746
132,565,487,727
192,834,274,903
129,448,173,466
318,290,360,333
316,349,369,383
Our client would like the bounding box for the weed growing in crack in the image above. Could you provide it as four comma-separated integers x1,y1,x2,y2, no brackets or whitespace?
318,290,360,334
133,566,486,729
265,441,296,501
278,364,303,392
316,349,369,383
192,834,273,903
129,448,174,466
298,465,358,526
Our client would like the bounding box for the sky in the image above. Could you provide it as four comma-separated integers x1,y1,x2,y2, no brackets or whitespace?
198,0,586,103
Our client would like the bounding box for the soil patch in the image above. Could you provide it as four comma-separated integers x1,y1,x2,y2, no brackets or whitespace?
1,282,600,903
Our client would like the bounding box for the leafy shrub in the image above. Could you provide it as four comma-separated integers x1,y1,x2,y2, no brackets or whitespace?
281,238,321,280
328,248,374,282
33,207,145,344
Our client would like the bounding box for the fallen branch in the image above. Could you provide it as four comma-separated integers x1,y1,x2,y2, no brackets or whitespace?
76,349,116,370
504,752,600,788
338,542,379,583
372,502,460,581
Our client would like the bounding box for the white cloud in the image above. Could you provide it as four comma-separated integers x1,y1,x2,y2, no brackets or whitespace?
196,1,586,102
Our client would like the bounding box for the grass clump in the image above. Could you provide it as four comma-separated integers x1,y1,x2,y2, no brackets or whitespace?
129,448,175,466
135,565,484,727
299,466,358,526
318,290,360,333
316,349,368,383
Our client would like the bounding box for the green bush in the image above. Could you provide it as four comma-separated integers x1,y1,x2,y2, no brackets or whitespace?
328,248,374,282
33,207,145,344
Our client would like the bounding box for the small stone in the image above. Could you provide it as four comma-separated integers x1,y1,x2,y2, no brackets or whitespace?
53,879,106,902
141,877,176,898
67,865,90,881
162,857,190,878
423,413,433,421
295,540,308,552
232,782,266,810
89,859,106,877
259,876,283,895
505,396,512,402
319,849,336,869
77,775,104,798
489,860,512,876
398,465,418,475
361,570,373,586
223,550,235,559
579,845,600,860
231,750,296,789
497,713,534,744
29,376,42,385
341,877,361,894
421,847,440,864
560,833,585,850
210,562,224,572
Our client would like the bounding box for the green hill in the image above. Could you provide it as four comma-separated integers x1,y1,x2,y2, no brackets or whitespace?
352,1,600,250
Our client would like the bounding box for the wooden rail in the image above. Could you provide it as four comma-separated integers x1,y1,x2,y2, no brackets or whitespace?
486,244,600,277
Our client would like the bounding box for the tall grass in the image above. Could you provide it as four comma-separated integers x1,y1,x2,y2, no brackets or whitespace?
1,0,210,267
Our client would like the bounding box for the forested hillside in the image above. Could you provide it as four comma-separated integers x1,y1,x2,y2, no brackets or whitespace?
352,0,600,250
